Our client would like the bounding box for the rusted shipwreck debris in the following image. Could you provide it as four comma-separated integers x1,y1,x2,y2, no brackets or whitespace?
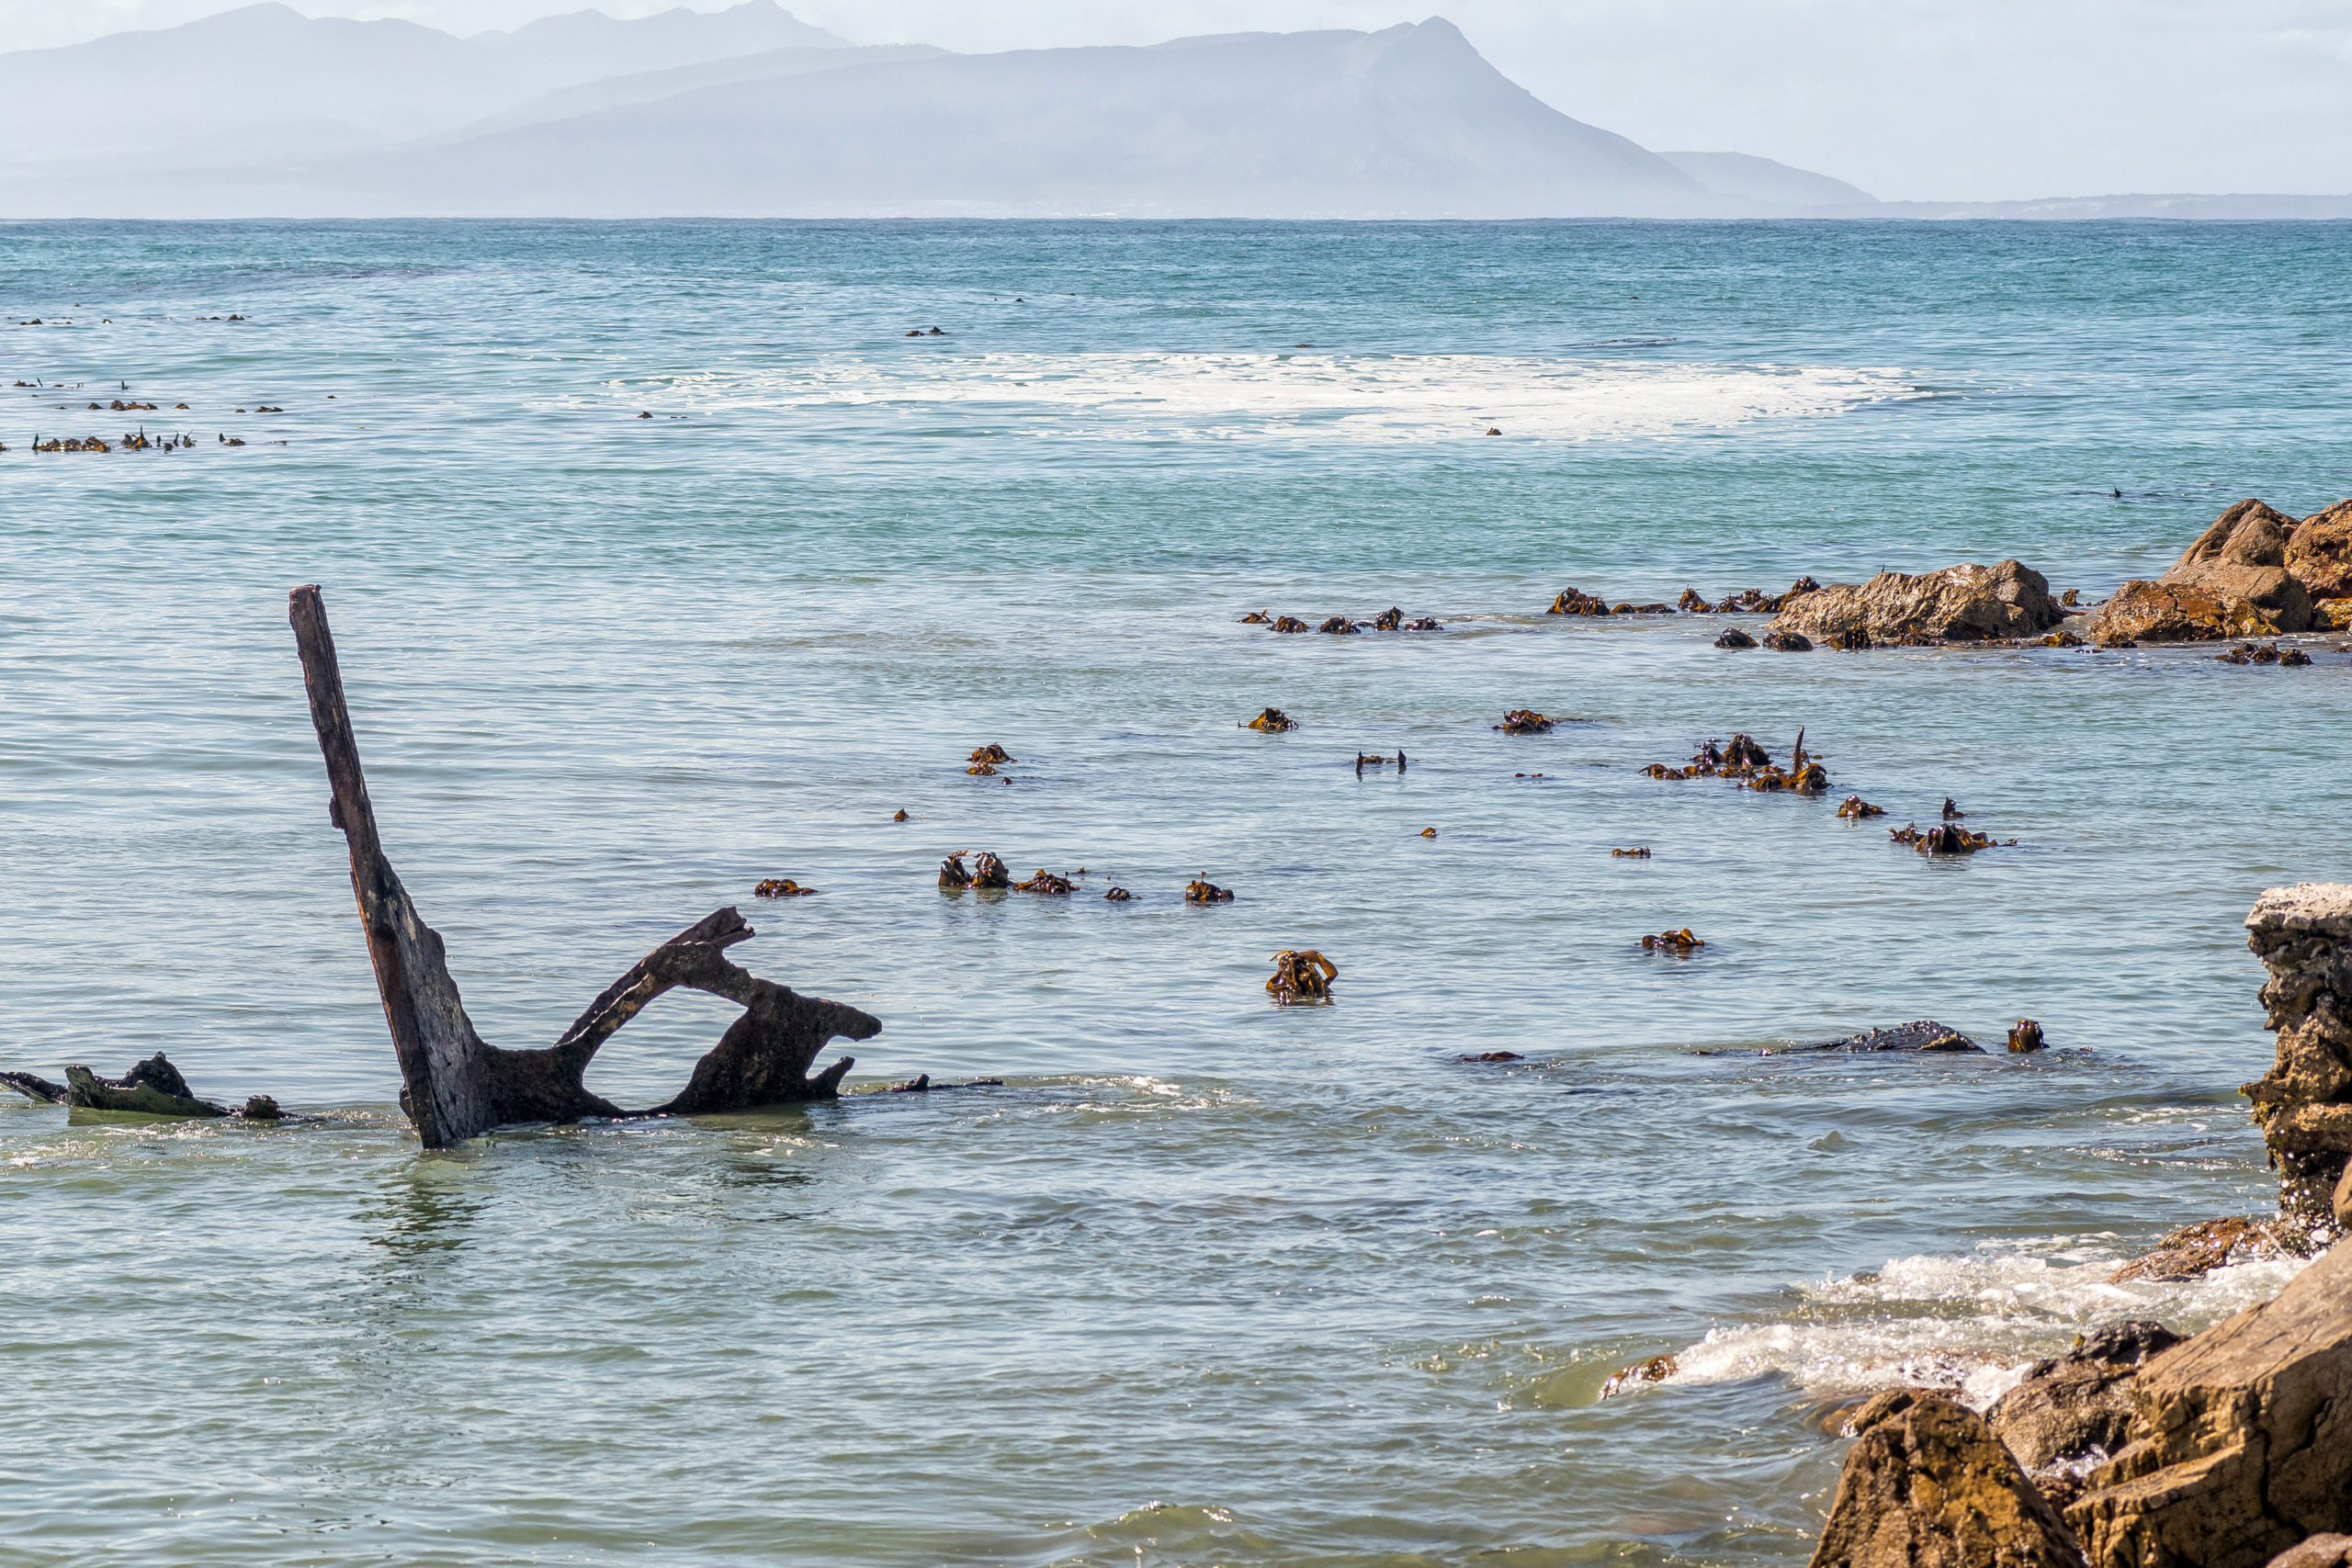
2,1054,282,1121
288,586,880,1149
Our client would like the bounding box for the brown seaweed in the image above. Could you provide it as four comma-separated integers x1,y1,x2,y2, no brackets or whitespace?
1266,949,1338,1002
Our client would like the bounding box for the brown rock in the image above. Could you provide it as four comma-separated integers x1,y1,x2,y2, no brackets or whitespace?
2175,500,2298,571
2174,561,2313,634
2336,1165,2352,1232
1808,1390,2086,1568
2269,1535,2352,1568
2087,579,2277,644
2313,598,2352,633
2288,501,2352,600
1771,559,2064,644
2069,1237,2352,1568
2244,884,2352,1223
1990,1321,2183,1472
2108,1216,2301,1283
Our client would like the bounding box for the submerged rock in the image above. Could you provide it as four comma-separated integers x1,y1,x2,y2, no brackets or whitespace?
2107,1215,2301,1284
1807,1390,2086,1568
1714,626,1758,649
2069,1236,2352,1567
1806,1021,1981,1054
1772,559,2064,645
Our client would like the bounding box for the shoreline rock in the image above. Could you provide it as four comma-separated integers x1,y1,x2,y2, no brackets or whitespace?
2088,498,2352,641
1807,1391,2086,1568
1770,559,2064,644
2243,883,2352,1227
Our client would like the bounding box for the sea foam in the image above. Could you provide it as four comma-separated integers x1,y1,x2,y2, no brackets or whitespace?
615,352,1926,443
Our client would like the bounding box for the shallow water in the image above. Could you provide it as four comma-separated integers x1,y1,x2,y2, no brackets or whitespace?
3,218,2349,1564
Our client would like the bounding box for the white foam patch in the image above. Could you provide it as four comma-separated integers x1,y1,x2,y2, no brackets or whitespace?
609,353,1926,443
1668,1240,2312,1408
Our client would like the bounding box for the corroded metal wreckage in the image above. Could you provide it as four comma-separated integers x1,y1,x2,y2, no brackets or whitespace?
288,586,880,1149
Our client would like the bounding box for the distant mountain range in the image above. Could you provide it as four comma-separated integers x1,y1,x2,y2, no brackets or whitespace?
1,2,2344,220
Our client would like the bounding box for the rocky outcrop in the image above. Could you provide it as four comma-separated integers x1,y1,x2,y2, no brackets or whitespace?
2270,1537,2352,1568
2288,501,2352,623
2243,884,2352,1225
2089,500,2328,642
1991,1321,2183,1478
2068,1237,2352,1568
1805,1021,1982,1054
1807,1390,2087,1568
1771,560,2064,644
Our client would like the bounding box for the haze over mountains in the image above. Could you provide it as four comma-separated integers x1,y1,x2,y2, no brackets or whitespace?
3,2,2344,220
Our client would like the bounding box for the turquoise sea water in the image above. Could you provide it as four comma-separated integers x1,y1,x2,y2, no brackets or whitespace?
3,219,2350,1564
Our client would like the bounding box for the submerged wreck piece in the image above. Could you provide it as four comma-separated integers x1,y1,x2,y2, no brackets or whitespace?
1495,709,1554,734
289,586,880,1149
1243,706,1297,732
1266,949,1337,1002
1806,1021,1980,1054
62,1055,229,1118
1640,928,1705,953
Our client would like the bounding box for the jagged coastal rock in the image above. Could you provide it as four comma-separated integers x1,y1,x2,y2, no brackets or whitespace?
1806,1391,2087,1568
2243,883,2352,1224
2066,1237,2352,1566
1770,560,2064,644
1988,1322,2182,1500
2088,498,2352,641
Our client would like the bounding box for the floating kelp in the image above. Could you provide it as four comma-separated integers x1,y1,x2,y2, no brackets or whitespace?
1243,706,1296,732
1829,626,1872,650
1367,607,1442,631
1678,588,1713,613
1012,868,1073,894
1765,629,1814,652
34,435,110,452
1546,587,1610,616
1266,949,1337,1002
1890,822,2015,854
1419,827,1437,838
1495,709,1554,734
1102,886,1133,901
1641,928,1705,953
2061,589,2081,606
1461,1051,1523,1062
1316,615,1360,634
1185,875,1235,903
1611,847,1652,858
1646,729,1823,793
1836,795,1886,819
2215,641,2308,665
968,743,1012,764
1941,798,1965,818
1238,610,1272,624
1272,615,1309,634
2007,1020,2046,1053
1613,602,1675,615
752,878,817,897
969,852,1012,888
1354,750,1405,773
2042,628,2085,647
892,808,910,822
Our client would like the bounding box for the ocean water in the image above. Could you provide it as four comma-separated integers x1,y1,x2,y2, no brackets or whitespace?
3,218,2349,1566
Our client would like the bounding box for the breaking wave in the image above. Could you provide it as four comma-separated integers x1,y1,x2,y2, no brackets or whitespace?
1667,1239,2312,1409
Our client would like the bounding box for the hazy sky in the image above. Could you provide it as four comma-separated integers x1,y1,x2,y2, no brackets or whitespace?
4,0,2347,200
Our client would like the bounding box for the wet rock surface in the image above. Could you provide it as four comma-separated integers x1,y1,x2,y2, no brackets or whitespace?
2107,1216,2302,1283
1772,559,2064,645
2068,1236,2352,1568
1989,1321,2184,1475
2088,499,2348,640
2270,1536,2352,1568
2289,500,2352,600
1806,1021,1981,1054
1807,1391,2086,1568
2243,883,2352,1223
